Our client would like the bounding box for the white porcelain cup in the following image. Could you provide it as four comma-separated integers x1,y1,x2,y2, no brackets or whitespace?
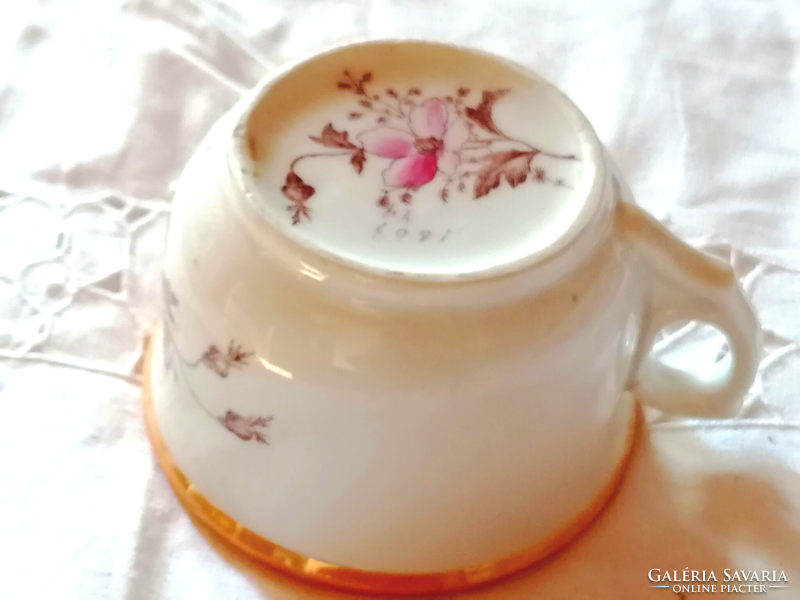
145,40,760,595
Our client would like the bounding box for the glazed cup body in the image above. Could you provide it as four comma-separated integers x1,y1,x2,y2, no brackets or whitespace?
158,111,628,573
150,40,759,584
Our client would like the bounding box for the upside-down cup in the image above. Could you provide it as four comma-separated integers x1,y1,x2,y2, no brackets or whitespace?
143,40,760,595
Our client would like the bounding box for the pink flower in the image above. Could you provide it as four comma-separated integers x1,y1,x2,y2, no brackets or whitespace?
357,98,470,188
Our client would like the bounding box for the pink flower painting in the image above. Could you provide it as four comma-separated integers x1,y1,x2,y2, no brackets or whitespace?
281,70,578,225
357,98,469,188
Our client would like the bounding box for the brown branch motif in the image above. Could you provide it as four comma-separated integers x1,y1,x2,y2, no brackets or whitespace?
195,342,272,443
282,70,578,224
218,411,272,444
199,341,253,378
159,275,273,445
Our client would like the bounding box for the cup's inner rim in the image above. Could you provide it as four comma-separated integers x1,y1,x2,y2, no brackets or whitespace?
229,38,607,284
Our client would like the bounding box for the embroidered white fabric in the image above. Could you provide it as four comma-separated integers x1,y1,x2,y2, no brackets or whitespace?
0,1,798,598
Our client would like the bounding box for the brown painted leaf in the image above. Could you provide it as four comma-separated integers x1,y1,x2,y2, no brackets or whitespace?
465,89,509,136
281,172,315,204
226,341,253,366
219,411,270,443
219,411,249,439
350,148,366,174
248,415,273,428
281,172,315,224
473,150,538,199
201,345,229,377
310,123,356,149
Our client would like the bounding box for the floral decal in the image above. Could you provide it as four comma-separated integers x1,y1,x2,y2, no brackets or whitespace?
200,341,254,378
282,71,578,224
218,411,272,444
160,273,272,446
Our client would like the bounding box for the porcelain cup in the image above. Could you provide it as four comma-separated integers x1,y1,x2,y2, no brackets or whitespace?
144,39,761,595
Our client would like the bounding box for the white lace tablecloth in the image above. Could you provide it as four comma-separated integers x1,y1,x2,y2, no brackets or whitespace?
1,1,799,598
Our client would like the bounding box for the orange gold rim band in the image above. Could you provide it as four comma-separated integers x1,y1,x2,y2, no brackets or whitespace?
142,332,639,596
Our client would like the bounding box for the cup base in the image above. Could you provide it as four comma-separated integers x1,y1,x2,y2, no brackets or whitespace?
142,328,640,596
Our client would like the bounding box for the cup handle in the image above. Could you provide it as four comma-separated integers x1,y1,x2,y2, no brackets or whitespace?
616,201,761,417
